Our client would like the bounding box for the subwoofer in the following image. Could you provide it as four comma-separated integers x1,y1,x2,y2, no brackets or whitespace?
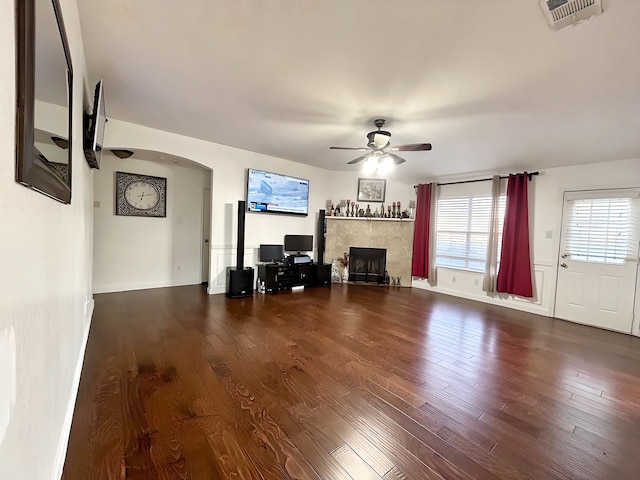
226,200,254,298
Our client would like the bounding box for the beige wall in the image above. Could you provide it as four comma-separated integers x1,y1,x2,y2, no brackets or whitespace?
93,154,211,293
0,0,94,478
412,157,640,322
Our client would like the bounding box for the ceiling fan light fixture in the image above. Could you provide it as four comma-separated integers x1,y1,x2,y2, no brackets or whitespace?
362,155,394,175
377,155,394,175
363,156,378,174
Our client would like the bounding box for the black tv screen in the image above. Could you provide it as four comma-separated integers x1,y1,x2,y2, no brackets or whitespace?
247,168,309,216
284,235,313,253
83,79,106,169
259,244,284,263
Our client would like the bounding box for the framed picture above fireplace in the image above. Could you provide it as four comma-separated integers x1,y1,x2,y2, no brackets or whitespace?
357,178,386,203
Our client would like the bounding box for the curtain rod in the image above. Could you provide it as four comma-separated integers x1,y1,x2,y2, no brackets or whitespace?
414,171,539,189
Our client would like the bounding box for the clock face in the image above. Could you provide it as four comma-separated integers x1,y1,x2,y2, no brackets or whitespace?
116,172,167,217
124,181,160,210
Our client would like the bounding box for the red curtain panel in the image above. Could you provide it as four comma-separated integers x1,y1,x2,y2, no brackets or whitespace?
497,173,533,297
412,183,433,278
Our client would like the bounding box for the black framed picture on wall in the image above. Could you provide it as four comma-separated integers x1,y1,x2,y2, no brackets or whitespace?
115,171,167,217
357,178,386,202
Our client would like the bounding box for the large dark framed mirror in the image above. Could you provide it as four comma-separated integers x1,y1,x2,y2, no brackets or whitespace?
15,0,73,204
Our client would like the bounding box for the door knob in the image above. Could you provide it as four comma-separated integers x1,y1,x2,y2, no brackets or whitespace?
204,239,209,243
560,263,568,268
561,254,568,258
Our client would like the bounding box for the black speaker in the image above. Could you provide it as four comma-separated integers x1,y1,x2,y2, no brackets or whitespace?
309,263,331,287
317,209,326,264
226,267,254,298
237,200,246,270
226,200,253,298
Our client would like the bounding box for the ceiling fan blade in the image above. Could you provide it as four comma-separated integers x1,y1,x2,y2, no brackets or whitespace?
389,153,406,165
347,153,371,165
388,143,432,152
330,146,370,151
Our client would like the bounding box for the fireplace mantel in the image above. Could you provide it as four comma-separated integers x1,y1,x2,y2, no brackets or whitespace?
325,217,415,222
325,217,415,286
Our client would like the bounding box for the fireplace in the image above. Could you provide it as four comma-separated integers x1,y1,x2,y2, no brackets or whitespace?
349,247,386,284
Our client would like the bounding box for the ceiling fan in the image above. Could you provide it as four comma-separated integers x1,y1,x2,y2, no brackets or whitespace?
330,119,432,173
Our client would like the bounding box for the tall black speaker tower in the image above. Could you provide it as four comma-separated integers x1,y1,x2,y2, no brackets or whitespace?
226,200,254,298
317,209,325,264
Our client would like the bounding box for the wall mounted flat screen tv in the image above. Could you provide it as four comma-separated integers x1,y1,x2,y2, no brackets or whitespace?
83,79,106,169
247,168,309,216
284,235,313,253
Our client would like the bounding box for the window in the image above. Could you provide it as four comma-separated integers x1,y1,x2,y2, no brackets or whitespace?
564,195,639,265
436,194,505,272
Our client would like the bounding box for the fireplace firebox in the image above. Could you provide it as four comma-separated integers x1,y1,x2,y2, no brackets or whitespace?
348,247,387,284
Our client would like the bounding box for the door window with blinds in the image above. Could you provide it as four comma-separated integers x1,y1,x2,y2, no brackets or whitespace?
436,186,506,272
563,190,640,265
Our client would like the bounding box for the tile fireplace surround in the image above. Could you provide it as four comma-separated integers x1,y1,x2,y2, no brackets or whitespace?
325,217,415,286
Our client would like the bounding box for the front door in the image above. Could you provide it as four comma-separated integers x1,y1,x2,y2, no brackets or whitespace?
555,189,640,334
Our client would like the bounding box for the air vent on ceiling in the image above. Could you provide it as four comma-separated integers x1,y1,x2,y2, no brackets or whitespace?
539,0,603,30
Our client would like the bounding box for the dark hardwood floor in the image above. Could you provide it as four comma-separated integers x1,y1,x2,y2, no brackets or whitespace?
62,284,640,479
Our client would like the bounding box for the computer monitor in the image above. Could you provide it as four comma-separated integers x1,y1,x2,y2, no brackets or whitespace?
259,244,284,263
284,235,313,253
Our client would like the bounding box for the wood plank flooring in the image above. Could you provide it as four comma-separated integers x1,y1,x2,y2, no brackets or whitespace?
62,284,640,479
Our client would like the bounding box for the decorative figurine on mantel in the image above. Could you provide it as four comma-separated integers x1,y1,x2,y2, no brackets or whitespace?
380,204,385,217
409,200,416,219
365,204,372,217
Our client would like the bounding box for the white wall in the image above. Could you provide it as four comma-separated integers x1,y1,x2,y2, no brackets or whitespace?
0,0,94,478
413,157,640,320
93,154,211,293
105,120,403,292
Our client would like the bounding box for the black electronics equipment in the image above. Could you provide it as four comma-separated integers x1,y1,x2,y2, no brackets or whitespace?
246,168,309,216
226,200,254,298
259,244,284,263
287,254,311,265
309,263,331,287
83,79,106,169
317,209,325,264
284,234,313,253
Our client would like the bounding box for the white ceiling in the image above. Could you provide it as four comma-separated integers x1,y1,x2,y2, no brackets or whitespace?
77,0,640,184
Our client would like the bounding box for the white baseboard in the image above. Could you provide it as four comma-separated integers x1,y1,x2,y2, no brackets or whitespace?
412,282,552,317
93,280,201,294
51,299,94,480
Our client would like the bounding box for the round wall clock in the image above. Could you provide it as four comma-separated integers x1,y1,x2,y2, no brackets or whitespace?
115,171,167,217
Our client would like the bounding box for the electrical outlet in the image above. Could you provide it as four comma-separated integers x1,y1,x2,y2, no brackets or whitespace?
545,230,553,239
93,200,100,208
474,278,479,286
452,276,456,283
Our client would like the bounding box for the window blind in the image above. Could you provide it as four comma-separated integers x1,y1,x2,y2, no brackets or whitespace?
436,195,505,272
564,195,639,264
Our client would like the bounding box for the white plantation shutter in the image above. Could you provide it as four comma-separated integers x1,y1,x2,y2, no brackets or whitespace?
436,194,506,272
564,190,640,264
